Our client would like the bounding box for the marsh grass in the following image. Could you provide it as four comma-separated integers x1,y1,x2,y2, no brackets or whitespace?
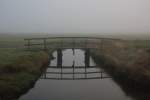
0,34,50,100
0,49,49,100
91,40,150,91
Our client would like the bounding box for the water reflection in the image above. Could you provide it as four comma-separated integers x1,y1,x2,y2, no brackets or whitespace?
85,49,90,67
41,49,110,80
19,49,150,100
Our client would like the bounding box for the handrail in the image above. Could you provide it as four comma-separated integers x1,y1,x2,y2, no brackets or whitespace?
24,37,122,41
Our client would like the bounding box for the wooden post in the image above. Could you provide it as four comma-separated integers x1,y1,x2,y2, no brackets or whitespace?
98,39,101,49
27,39,31,50
57,49,63,79
84,39,86,48
57,49,62,68
85,49,90,67
43,38,47,50
85,49,90,78
61,39,63,48
101,39,103,52
73,38,75,48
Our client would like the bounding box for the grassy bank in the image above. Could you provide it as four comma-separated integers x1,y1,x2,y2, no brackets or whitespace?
0,48,50,100
91,40,150,91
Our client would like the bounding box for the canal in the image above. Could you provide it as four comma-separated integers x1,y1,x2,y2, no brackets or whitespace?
19,49,135,100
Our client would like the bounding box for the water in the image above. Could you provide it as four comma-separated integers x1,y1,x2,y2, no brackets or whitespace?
19,49,135,100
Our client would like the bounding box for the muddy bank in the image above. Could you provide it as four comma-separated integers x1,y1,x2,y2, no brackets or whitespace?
91,40,150,91
0,51,50,100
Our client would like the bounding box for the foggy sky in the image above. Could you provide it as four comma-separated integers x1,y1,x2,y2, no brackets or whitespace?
0,0,150,34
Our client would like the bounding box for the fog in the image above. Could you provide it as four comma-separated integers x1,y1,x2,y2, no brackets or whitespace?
0,0,150,35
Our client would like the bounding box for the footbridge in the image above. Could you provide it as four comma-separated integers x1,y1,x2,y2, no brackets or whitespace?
24,37,121,80
24,37,121,51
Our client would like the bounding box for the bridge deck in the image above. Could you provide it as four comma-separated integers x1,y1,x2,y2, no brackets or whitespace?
24,36,121,40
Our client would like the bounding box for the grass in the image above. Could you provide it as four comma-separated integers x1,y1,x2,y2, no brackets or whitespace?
1,33,150,99
91,40,150,91
0,35,100,99
0,48,29,66
0,49,48,100
0,48,49,100
0,34,51,100
127,40,150,50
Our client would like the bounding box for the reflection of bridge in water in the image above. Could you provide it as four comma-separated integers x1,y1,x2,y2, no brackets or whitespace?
41,49,110,80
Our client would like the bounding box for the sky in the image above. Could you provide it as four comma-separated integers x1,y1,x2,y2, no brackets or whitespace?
0,0,150,35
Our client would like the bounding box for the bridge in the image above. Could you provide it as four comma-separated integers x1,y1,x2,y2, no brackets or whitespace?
24,37,120,80
24,37,121,51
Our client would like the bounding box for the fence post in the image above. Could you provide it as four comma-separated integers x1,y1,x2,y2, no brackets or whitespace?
27,39,31,50
100,39,103,52
43,38,47,50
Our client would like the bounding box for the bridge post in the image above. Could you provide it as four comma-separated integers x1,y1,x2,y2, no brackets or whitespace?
85,39,88,48
84,39,86,48
73,38,75,49
57,49,62,68
100,39,104,52
85,49,90,67
27,39,31,50
85,49,90,78
61,39,63,48
43,38,47,50
57,49,63,79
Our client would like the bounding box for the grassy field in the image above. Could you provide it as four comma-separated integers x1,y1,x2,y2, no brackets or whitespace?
0,50,49,100
125,40,150,49
0,34,51,100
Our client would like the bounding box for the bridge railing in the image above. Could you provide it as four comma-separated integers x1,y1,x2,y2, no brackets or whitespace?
24,37,122,51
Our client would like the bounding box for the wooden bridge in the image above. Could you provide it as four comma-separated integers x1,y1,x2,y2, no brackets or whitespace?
24,37,121,51
24,37,120,80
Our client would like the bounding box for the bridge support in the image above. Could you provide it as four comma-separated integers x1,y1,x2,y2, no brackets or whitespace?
27,39,31,50
85,49,90,67
57,49,62,68
43,38,47,50
85,49,90,78
100,39,104,52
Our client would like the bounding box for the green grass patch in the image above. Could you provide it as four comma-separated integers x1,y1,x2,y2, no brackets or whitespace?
0,48,49,99
130,40,150,49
